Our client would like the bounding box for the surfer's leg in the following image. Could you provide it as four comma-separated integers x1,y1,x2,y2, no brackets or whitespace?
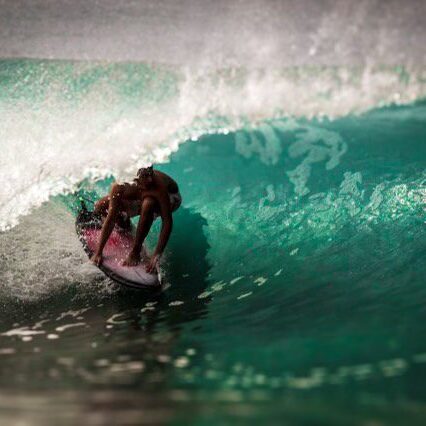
117,200,142,231
133,198,156,251
123,197,156,266
94,195,131,231
169,192,182,213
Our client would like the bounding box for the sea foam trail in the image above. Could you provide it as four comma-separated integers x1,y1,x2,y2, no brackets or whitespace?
1,60,426,231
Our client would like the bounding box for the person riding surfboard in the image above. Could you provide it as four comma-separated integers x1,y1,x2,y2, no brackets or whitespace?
90,166,181,273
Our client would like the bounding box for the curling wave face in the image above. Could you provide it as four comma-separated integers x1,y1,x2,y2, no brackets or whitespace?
1,59,426,231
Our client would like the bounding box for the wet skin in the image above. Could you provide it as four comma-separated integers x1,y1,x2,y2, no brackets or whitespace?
90,169,179,273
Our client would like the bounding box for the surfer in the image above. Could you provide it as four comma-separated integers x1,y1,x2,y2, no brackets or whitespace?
90,166,181,273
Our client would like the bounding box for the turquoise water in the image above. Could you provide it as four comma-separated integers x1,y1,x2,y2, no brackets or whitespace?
0,59,426,424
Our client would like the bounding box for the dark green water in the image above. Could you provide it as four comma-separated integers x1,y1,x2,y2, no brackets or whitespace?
0,59,425,425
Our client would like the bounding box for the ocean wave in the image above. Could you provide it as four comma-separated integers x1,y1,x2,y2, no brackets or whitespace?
1,59,426,231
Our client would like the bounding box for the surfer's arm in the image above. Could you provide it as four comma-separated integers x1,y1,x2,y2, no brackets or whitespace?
145,196,172,273
153,194,173,257
92,184,121,263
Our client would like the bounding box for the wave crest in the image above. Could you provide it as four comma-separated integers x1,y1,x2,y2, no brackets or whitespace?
1,59,426,230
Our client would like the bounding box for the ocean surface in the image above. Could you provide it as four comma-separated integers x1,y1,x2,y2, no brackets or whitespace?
0,58,425,425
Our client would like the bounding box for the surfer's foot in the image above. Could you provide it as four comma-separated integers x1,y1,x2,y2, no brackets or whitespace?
91,253,103,266
122,251,141,267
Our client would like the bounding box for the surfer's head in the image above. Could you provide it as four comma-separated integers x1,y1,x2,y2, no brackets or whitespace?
135,165,154,188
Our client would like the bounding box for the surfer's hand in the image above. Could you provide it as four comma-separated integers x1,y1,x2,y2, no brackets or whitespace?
91,253,103,266
122,251,141,267
146,254,160,274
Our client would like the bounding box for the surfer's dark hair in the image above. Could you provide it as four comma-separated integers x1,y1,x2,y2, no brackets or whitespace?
135,165,154,181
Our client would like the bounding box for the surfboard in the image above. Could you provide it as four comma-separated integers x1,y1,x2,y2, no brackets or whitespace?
75,203,162,290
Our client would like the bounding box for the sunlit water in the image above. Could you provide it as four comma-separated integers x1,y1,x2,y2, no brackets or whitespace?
0,58,425,425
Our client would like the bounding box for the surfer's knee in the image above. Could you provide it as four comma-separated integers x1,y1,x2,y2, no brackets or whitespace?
141,197,156,214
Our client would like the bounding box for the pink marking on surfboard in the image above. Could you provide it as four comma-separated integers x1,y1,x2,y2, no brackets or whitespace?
83,227,159,286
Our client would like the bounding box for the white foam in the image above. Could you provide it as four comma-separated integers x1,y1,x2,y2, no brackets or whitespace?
1,327,45,337
55,323,86,333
